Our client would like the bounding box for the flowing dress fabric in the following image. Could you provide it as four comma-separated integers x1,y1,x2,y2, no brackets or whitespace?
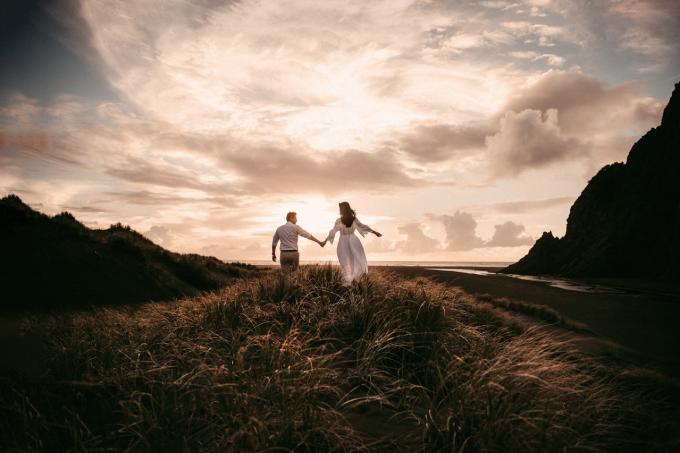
326,218,372,284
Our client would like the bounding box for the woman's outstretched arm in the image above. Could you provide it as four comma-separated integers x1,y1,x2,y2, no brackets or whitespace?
355,218,382,237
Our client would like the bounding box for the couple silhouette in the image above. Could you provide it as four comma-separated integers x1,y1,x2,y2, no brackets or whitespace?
272,201,382,285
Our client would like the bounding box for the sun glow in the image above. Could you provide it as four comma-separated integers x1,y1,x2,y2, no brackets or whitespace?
269,197,339,238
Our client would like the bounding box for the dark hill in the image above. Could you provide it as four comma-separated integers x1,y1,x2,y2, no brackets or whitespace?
0,195,258,311
502,82,680,280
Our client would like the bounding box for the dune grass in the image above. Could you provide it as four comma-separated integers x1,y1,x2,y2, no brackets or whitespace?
475,293,590,331
1,266,678,451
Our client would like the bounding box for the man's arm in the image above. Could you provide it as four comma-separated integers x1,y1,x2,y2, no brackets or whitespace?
310,234,324,247
272,230,279,262
297,225,325,247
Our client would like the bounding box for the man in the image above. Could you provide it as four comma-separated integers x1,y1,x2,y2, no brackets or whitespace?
272,212,324,271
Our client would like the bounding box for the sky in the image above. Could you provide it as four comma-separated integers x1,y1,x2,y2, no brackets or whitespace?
1,0,679,263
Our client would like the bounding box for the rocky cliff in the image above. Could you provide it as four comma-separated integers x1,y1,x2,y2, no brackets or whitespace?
502,82,680,280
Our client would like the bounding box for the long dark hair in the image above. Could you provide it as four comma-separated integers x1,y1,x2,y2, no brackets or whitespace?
339,201,356,227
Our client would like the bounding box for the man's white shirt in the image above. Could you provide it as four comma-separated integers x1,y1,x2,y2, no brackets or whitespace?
272,221,312,251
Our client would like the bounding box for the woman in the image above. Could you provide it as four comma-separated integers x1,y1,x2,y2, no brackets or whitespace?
323,201,382,285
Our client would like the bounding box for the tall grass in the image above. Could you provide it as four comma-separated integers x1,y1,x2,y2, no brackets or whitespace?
1,266,677,451
475,293,590,331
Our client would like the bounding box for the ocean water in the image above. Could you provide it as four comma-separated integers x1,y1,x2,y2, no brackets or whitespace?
246,260,625,294
427,268,627,294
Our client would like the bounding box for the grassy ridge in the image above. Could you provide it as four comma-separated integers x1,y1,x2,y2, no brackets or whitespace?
0,194,258,311
1,266,678,451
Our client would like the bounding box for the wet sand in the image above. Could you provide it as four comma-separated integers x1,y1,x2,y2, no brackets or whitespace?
380,266,680,375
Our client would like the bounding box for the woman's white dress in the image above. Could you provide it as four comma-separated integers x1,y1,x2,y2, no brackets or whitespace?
326,217,372,284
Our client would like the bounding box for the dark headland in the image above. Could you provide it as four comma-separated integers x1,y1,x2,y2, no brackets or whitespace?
386,82,680,377
502,82,680,280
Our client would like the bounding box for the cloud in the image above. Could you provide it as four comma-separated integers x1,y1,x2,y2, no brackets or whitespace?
395,121,492,163
363,235,397,254
437,30,513,54
479,1,515,9
510,51,541,59
462,196,573,214
486,221,534,246
510,51,564,67
217,145,423,195
390,68,664,175
396,223,440,254
561,0,680,68
486,108,584,176
433,211,486,251
198,239,269,261
610,0,680,48
71,1,669,185
494,68,665,169
1,131,52,154
0,94,118,167
1,66,667,238
440,33,486,53
145,225,175,246
501,69,663,135
63,205,108,214
79,0,508,150
103,190,238,208
244,241,262,252
1,92,425,199
428,210,536,250
0,94,41,126
106,156,243,196
537,54,565,67
501,21,566,47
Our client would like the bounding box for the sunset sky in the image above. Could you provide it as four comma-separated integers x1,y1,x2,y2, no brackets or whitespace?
2,0,679,262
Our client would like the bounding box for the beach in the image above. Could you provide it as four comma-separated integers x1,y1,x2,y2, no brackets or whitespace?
382,266,680,376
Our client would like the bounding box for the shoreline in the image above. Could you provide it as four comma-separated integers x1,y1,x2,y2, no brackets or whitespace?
257,262,680,298
381,265,680,376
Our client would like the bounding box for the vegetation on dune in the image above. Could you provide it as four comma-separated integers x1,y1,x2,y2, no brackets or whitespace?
475,293,590,332
0,194,258,311
1,266,678,451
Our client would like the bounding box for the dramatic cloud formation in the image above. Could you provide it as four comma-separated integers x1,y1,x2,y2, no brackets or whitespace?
434,211,486,252
501,70,663,135
395,121,493,163
486,221,534,247
396,223,440,254
426,212,536,252
216,146,422,195
108,141,423,196
494,69,664,170
391,68,664,175
1,0,678,261
79,0,511,149
486,108,584,176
